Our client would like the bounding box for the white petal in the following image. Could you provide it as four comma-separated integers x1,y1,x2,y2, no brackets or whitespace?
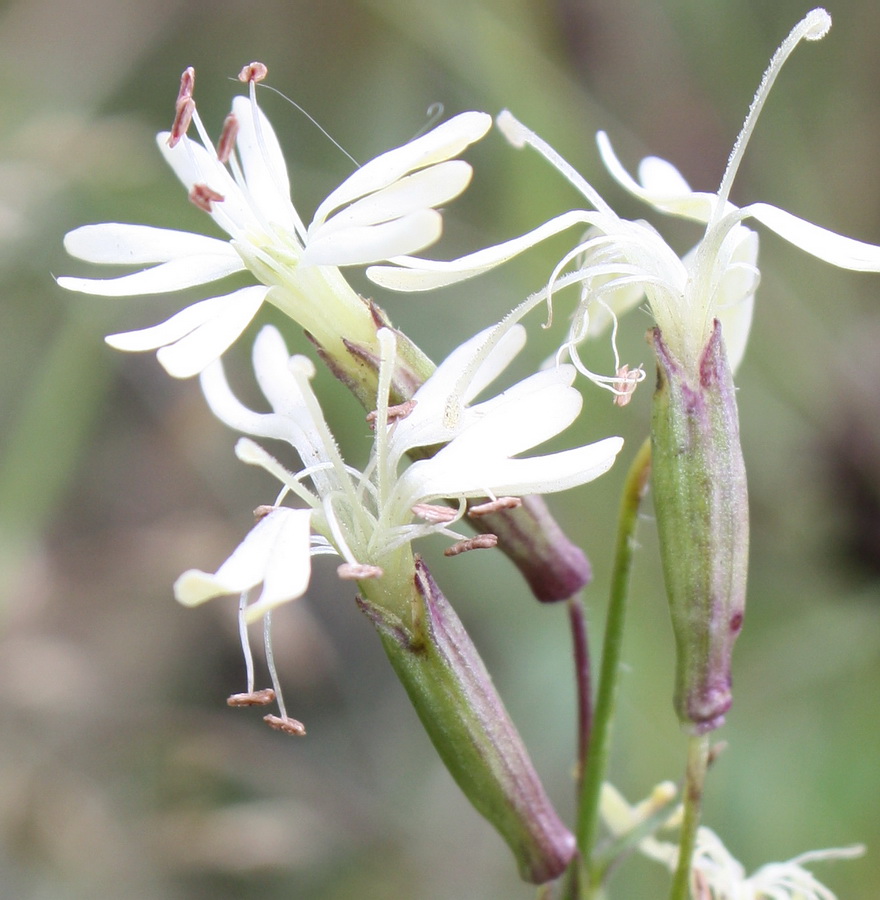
153,286,268,377
407,436,624,500
105,288,262,351
57,253,246,297
710,227,759,372
231,95,302,234
367,209,596,291
303,209,442,266
746,201,880,271
390,324,527,455
63,223,233,264
311,111,491,225
173,508,312,616
311,161,472,234
597,131,720,222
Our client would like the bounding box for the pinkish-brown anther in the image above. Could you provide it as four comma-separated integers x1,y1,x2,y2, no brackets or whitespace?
178,66,195,101
612,364,642,407
366,399,417,428
412,503,458,524
337,562,384,580
169,97,195,147
444,534,498,557
264,714,306,736
217,112,239,164
227,688,276,707
238,62,268,84
253,504,277,521
468,497,522,518
189,183,225,212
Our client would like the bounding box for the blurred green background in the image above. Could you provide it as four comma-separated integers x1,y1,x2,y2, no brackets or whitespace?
1,0,878,897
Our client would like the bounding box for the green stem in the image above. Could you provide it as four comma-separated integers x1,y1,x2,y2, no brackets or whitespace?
669,734,710,900
575,437,652,891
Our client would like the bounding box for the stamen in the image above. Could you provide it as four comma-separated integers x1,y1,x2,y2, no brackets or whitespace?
366,399,417,429
169,98,194,148
227,688,276,707
168,67,196,147
253,504,277,521
611,365,643,407
189,183,225,212
238,591,255,693
413,503,458,524
217,112,239,164
444,534,499,556
263,714,307,736
337,562,384,580
263,611,289,719
468,497,522,517
238,61,268,84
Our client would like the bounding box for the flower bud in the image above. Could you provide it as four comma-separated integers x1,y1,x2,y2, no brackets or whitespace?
650,321,749,733
358,557,576,883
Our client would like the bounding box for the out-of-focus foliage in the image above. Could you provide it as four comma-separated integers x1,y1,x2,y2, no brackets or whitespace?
1,0,878,897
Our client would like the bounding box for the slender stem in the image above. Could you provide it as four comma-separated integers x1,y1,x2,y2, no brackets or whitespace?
568,595,592,784
669,734,710,900
576,437,652,889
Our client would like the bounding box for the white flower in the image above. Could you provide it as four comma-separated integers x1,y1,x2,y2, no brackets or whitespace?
176,321,623,623
369,9,880,385
600,782,864,900
58,65,491,377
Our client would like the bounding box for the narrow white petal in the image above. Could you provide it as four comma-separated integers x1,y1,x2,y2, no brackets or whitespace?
311,111,491,225
231,95,301,233
63,223,233,264
311,161,472,234
366,209,598,291
407,436,624,500
105,287,266,352
57,253,246,297
303,210,442,266
439,378,584,462
154,286,268,377
747,201,880,271
390,324,527,455
173,508,312,611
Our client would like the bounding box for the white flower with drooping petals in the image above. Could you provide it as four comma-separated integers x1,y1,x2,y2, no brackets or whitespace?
58,65,491,377
368,9,880,386
174,322,623,623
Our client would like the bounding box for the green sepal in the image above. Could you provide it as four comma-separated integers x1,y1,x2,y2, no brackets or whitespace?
650,321,749,733
358,557,576,884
